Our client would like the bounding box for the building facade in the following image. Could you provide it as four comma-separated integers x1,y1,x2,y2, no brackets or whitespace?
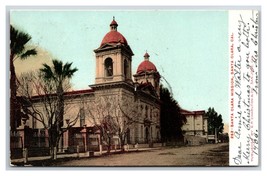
181,109,208,145
11,18,161,157
89,18,161,145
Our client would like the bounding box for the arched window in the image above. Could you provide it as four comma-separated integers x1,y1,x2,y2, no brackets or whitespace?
124,59,128,79
104,58,113,77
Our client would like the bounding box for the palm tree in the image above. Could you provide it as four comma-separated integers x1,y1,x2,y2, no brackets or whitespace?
40,59,78,159
40,59,78,122
10,25,37,130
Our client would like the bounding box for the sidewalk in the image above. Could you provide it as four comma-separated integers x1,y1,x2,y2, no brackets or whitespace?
10,147,161,165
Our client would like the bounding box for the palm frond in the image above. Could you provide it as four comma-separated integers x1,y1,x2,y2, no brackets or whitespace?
53,59,63,76
10,25,32,55
61,62,78,78
62,62,72,76
40,64,55,80
40,59,77,91
20,49,37,59
67,67,78,78
10,25,18,50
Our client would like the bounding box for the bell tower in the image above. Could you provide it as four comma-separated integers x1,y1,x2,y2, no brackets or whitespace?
94,17,134,84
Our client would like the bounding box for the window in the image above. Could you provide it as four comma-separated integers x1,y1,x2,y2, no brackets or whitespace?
104,58,113,77
140,105,143,115
145,105,148,119
141,125,143,138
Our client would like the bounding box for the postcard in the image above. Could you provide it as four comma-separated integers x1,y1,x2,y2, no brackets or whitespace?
8,8,259,167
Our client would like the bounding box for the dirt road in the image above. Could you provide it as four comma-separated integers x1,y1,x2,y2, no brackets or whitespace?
51,143,229,167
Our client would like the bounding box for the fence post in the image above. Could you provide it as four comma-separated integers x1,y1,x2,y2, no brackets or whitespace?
53,147,57,160
99,144,102,155
135,143,139,151
23,148,28,164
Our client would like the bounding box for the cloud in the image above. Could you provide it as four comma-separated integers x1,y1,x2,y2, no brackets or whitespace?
14,46,53,75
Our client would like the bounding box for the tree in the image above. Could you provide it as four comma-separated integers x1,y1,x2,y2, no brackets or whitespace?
17,59,79,160
10,25,37,130
40,59,78,127
85,93,160,153
205,107,224,136
39,59,78,158
85,95,140,153
160,85,186,143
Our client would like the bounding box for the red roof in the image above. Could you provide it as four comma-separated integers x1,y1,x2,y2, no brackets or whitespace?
194,110,205,115
100,31,128,46
181,109,205,115
30,89,94,99
137,60,157,74
64,89,94,96
180,109,194,115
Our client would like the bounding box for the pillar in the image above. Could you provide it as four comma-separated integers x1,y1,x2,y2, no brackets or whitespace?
63,129,69,150
81,127,87,152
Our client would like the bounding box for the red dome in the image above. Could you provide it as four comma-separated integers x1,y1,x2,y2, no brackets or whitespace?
100,31,128,46
137,60,157,74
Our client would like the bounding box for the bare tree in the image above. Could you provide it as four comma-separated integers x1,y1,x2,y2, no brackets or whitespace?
17,71,79,160
85,93,159,153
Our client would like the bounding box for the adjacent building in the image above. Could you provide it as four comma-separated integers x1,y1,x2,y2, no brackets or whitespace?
181,109,208,145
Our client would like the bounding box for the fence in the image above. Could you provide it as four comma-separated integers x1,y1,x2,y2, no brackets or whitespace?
10,129,50,159
10,131,23,159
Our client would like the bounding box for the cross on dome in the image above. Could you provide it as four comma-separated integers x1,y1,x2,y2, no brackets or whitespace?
110,16,118,31
144,51,150,60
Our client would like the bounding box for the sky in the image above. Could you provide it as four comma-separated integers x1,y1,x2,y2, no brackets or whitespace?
10,10,229,125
